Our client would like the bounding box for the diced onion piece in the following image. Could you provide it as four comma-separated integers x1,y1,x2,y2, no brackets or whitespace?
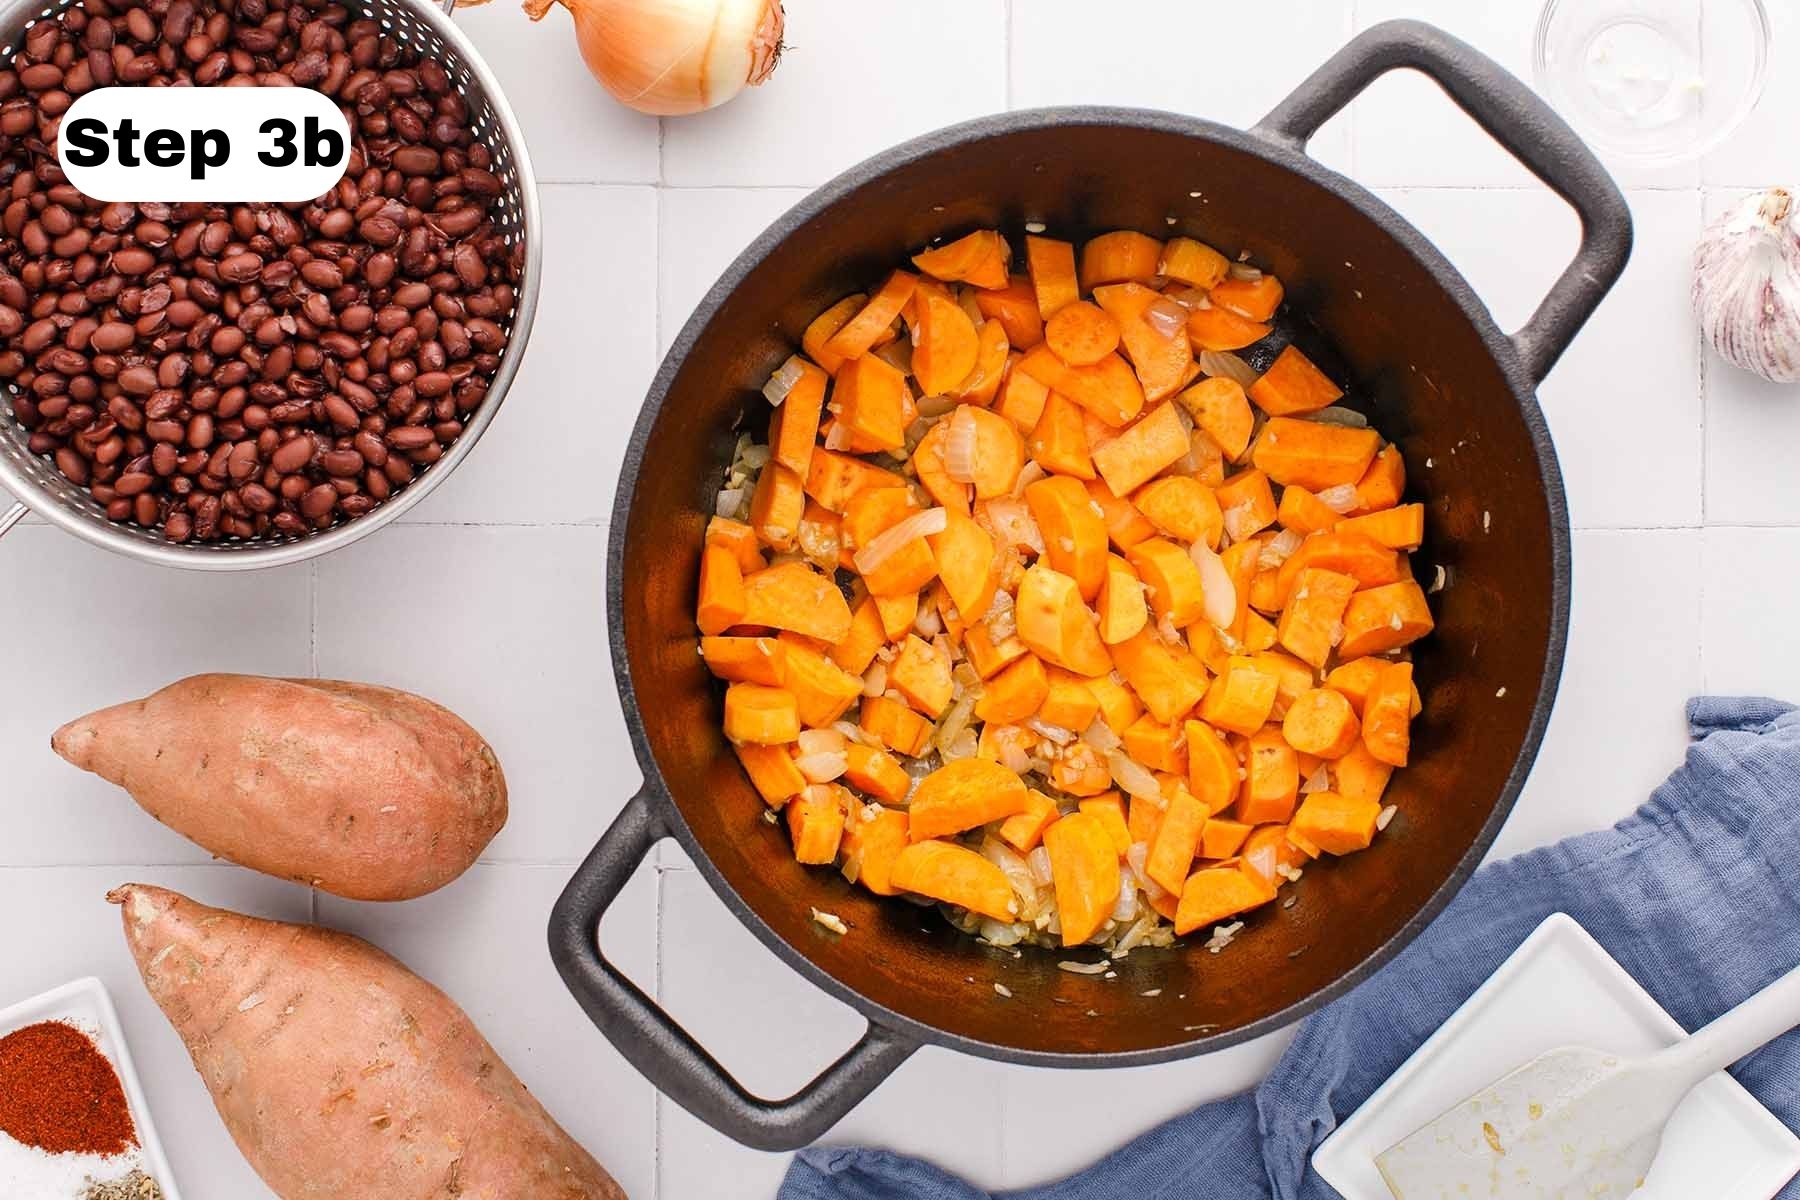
916,393,959,419
1108,751,1162,800
1011,460,1046,499
1058,958,1109,975
713,487,746,518
942,406,980,484
1144,298,1189,340
797,728,846,756
862,662,887,698
1026,716,1075,745
983,837,1038,902
1168,286,1212,310
1126,842,1167,902
913,603,943,638
935,688,979,757
1112,872,1139,923
1317,484,1359,514
1197,349,1259,389
740,443,771,469
1305,405,1369,428
1189,541,1237,628
1227,262,1264,281
941,728,978,761
1081,716,1121,753
875,338,914,377
824,422,855,451
993,728,1032,774
1221,501,1260,546
795,751,848,783
982,497,1045,556
1027,846,1055,887
1259,528,1304,570
853,507,948,575
762,356,806,406
1301,761,1331,793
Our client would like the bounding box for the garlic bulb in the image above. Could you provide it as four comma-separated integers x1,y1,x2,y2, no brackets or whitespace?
1692,187,1800,383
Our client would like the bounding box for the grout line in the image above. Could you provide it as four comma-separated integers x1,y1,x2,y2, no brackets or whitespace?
307,560,319,678
653,859,668,1200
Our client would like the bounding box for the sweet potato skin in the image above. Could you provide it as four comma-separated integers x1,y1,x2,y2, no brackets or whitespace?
110,884,620,1200
55,674,507,901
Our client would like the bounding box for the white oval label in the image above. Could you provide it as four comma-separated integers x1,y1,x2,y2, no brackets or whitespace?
57,86,351,202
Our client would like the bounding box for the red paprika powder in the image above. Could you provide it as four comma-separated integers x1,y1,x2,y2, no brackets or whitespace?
0,1020,137,1156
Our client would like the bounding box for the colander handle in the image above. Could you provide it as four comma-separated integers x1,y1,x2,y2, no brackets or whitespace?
0,502,26,542
1252,18,1632,385
548,787,920,1152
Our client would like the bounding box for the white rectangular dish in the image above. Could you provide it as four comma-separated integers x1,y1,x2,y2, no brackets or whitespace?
0,976,182,1200
1313,912,1800,1200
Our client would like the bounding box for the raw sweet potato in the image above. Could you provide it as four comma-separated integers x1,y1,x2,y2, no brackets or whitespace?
111,884,621,1199
1043,811,1122,946
55,675,506,902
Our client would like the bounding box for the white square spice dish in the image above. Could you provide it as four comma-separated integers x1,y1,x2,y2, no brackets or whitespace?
0,976,181,1200
1313,912,1800,1200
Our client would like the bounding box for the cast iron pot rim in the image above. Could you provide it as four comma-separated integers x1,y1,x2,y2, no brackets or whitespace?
604,104,1571,1069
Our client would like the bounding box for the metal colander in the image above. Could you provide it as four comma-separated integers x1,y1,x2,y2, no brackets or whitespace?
0,0,540,570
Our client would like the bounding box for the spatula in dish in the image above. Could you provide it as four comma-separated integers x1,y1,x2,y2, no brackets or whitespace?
1374,961,1800,1199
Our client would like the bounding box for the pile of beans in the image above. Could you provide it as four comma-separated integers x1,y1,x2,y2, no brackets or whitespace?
0,0,522,542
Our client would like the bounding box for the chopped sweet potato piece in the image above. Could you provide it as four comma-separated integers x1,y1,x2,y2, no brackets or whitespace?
1238,825,1309,888
912,230,1009,289
1044,811,1123,945
889,635,954,718
705,516,765,574
1122,714,1187,774
1026,475,1108,600
1038,669,1100,731
1175,867,1271,935
1248,344,1342,416
964,624,1030,680
998,789,1061,854
1084,673,1141,734
890,840,1016,922
928,508,998,623
1362,660,1414,767
824,270,917,360
749,462,805,550
701,636,786,686
1080,476,1153,552
834,354,911,451
724,683,799,746
1128,537,1207,628
1016,563,1112,676
787,784,848,864
1146,786,1208,895
735,742,806,807
1333,741,1394,805
912,283,982,397
1045,300,1121,366
1251,417,1381,490
1291,790,1382,855
1275,485,1341,535
1079,231,1162,291
976,653,1050,725
1276,566,1358,670
955,320,1011,406
909,758,1029,841
1158,237,1229,289
976,275,1046,349
1093,402,1190,497
697,544,748,636
1187,305,1271,353
804,448,906,513
861,695,932,757
829,597,885,675
1092,282,1193,403
1253,649,1314,719
1282,687,1361,759
803,294,863,376
1209,273,1284,322
911,421,971,515
1200,657,1279,737
765,358,829,479
1078,793,1132,856
1339,580,1434,659
1026,390,1096,479
1274,531,1405,607
874,590,918,640
780,636,863,727
1017,344,1146,428
1176,376,1254,462
1336,502,1424,550
1111,630,1209,725
996,360,1052,432
1097,553,1149,645
1025,235,1081,320
1134,475,1222,548
843,743,910,804
1353,445,1405,513
1238,725,1298,825
741,562,852,643
978,721,1037,766
1200,817,1252,859
1184,720,1241,813
841,805,910,894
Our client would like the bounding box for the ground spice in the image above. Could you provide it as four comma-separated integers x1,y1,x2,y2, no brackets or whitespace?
0,1021,137,1156
83,1169,164,1199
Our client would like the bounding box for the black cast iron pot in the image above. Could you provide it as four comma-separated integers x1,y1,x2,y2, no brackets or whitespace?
549,19,1631,1151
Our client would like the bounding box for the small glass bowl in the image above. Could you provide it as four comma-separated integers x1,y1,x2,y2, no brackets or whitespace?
1533,0,1771,166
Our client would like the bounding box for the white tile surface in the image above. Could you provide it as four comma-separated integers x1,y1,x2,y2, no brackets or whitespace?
405,185,659,526
1702,528,1800,699
1008,0,1355,174
456,3,661,183
1702,0,1797,188
3,4,1795,1198
314,524,638,863
662,0,1008,188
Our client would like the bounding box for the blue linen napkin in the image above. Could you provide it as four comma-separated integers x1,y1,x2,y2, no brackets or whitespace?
781,697,1800,1200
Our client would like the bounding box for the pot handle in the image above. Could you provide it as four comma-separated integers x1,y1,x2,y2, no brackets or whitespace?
548,787,920,1151
1253,19,1632,384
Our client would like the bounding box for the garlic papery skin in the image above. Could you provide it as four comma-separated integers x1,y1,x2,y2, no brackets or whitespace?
1693,187,1800,384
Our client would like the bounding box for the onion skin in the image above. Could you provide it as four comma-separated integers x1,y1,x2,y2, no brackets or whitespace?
525,0,785,117
1693,187,1800,384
